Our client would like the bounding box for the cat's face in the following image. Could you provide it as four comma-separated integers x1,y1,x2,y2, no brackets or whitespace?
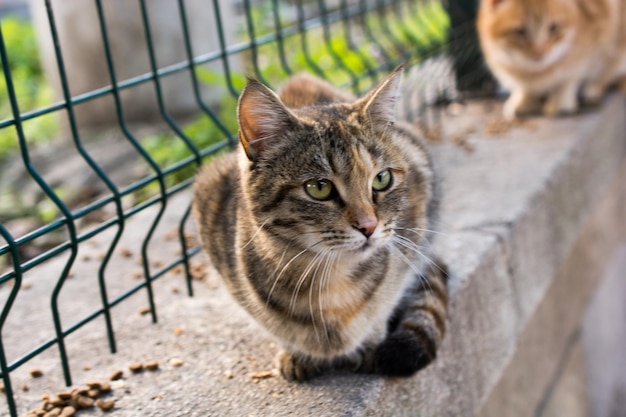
479,0,579,71
237,70,423,259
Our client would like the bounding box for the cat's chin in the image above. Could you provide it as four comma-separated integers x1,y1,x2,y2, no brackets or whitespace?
338,238,385,257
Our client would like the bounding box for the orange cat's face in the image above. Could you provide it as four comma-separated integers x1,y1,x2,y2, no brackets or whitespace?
479,0,579,71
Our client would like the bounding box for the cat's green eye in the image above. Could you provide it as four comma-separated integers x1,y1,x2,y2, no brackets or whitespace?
304,179,335,201
372,170,393,192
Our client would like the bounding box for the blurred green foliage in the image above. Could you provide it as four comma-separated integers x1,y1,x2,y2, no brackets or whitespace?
0,16,58,162
141,0,449,188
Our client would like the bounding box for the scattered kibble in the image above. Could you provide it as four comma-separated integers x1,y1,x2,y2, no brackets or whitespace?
96,398,115,412
85,381,102,390
109,370,123,381
75,395,94,409
145,360,160,371
48,397,67,407
132,270,143,279
60,405,76,417
425,127,442,141
248,371,274,379
138,306,151,316
190,262,207,280
30,368,44,378
451,133,475,152
82,365,91,371
169,358,183,367
21,282,33,290
81,254,92,262
21,383,29,392
171,286,180,294
56,391,72,401
119,247,133,258
129,361,144,373
223,370,234,379
174,327,183,336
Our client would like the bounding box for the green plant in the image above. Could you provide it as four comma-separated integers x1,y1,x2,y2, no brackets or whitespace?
0,16,58,162
140,0,450,192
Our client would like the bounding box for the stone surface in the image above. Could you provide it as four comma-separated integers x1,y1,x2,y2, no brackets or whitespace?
1,94,626,416
583,245,626,417
479,155,626,417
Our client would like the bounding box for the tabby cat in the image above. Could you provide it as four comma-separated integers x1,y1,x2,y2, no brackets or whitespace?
192,67,448,381
478,0,626,119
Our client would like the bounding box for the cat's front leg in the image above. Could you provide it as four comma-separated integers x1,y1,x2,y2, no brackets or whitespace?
276,350,327,381
374,260,448,377
543,81,579,116
503,88,541,120
582,81,608,105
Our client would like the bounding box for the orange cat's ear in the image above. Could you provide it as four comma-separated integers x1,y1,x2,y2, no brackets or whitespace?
357,65,404,125
237,79,298,161
485,0,506,8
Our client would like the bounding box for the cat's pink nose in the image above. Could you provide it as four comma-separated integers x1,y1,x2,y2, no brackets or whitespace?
353,210,378,238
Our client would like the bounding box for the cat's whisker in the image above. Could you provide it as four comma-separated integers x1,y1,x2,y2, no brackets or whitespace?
266,241,320,308
388,242,434,295
242,218,271,249
308,248,330,344
390,235,444,286
391,235,447,278
394,226,450,237
317,249,336,346
289,247,326,318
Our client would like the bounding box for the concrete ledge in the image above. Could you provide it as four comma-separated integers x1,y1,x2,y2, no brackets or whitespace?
2,95,626,416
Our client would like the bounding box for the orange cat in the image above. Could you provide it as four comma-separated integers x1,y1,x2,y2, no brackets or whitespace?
478,0,624,119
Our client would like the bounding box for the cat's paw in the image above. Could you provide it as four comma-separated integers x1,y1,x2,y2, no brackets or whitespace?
582,83,605,106
503,93,539,120
333,345,377,374
543,86,579,117
276,351,323,381
374,329,436,377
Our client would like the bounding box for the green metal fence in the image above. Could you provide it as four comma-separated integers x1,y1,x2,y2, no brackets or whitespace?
0,0,477,415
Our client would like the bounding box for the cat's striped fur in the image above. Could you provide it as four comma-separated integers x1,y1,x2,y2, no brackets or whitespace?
192,67,448,380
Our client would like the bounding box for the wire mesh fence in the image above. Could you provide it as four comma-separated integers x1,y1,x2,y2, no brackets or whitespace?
0,0,487,415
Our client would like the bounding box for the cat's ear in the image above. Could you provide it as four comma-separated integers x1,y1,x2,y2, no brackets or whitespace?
237,79,298,161
485,0,506,8
357,65,404,125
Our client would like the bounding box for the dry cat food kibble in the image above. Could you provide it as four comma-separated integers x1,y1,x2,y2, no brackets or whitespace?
118,247,133,258
75,395,94,409
128,361,144,373
27,378,117,416
96,399,115,411
138,306,151,316
248,371,274,379
109,370,124,381
169,358,183,367
29,368,44,378
60,406,76,417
